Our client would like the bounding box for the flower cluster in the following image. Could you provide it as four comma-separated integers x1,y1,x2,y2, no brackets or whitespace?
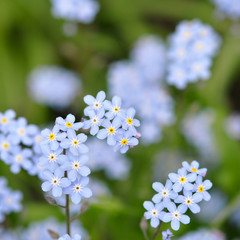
107,36,175,145
0,109,42,175
212,0,240,20
40,114,92,204
166,19,221,89
143,160,212,231
181,109,217,160
27,66,81,109
0,177,22,223
177,228,225,240
50,0,100,24
86,138,131,179
83,91,140,153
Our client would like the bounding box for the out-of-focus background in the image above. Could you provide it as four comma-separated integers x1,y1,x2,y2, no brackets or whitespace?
0,0,240,239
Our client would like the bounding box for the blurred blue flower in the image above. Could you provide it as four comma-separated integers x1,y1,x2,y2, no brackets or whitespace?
59,234,81,240
162,229,174,240
51,0,100,24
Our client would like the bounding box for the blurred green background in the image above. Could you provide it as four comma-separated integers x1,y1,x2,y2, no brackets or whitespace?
1,0,240,239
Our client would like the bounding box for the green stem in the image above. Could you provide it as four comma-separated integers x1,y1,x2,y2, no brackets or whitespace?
66,194,71,236
151,221,162,240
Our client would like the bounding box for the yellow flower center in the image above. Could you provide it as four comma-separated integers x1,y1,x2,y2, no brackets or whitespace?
74,184,82,192
17,127,26,136
15,155,23,163
2,141,10,150
196,42,204,51
49,134,55,140
198,186,204,193
179,176,186,183
113,107,120,113
1,117,8,124
121,139,128,145
191,167,198,173
66,122,73,128
48,153,57,162
127,118,133,125
108,127,115,134
72,139,79,147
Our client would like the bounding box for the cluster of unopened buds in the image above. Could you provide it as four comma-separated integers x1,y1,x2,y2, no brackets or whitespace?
143,160,212,238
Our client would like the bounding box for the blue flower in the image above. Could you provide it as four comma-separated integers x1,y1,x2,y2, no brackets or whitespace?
41,125,66,150
64,177,92,204
58,234,81,240
120,107,140,136
61,153,90,181
56,114,83,133
162,202,190,231
0,134,16,163
174,190,202,214
182,160,207,177
152,179,178,205
0,109,16,133
194,176,212,201
60,129,88,155
113,130,139,154
27,66,81,109
162,229,174,240
1,189,22,214
143,201,165,228
51,0,100,24
168,168,196,192
9,117,38,146
103,96,122,120
82,108,105,135
84,91,106,115
41,168,71,197
39,145,67,171
9,147,33,174
97,118,121,146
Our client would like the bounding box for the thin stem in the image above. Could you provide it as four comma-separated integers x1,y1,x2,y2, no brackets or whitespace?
66,194,71,236
142,230,149,240
151,221,162,240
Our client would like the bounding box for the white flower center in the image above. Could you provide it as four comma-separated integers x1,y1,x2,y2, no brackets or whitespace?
91,117,99,125
15,154,23,163
172,211,180,220
151,209,159,217
185,197,193,205
161,189,169,198
93,101,101,110
73,184,82,193
35,135,43,143
17,127,26,136
51,177,60,186
72,161,80,170
48,153,57,162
